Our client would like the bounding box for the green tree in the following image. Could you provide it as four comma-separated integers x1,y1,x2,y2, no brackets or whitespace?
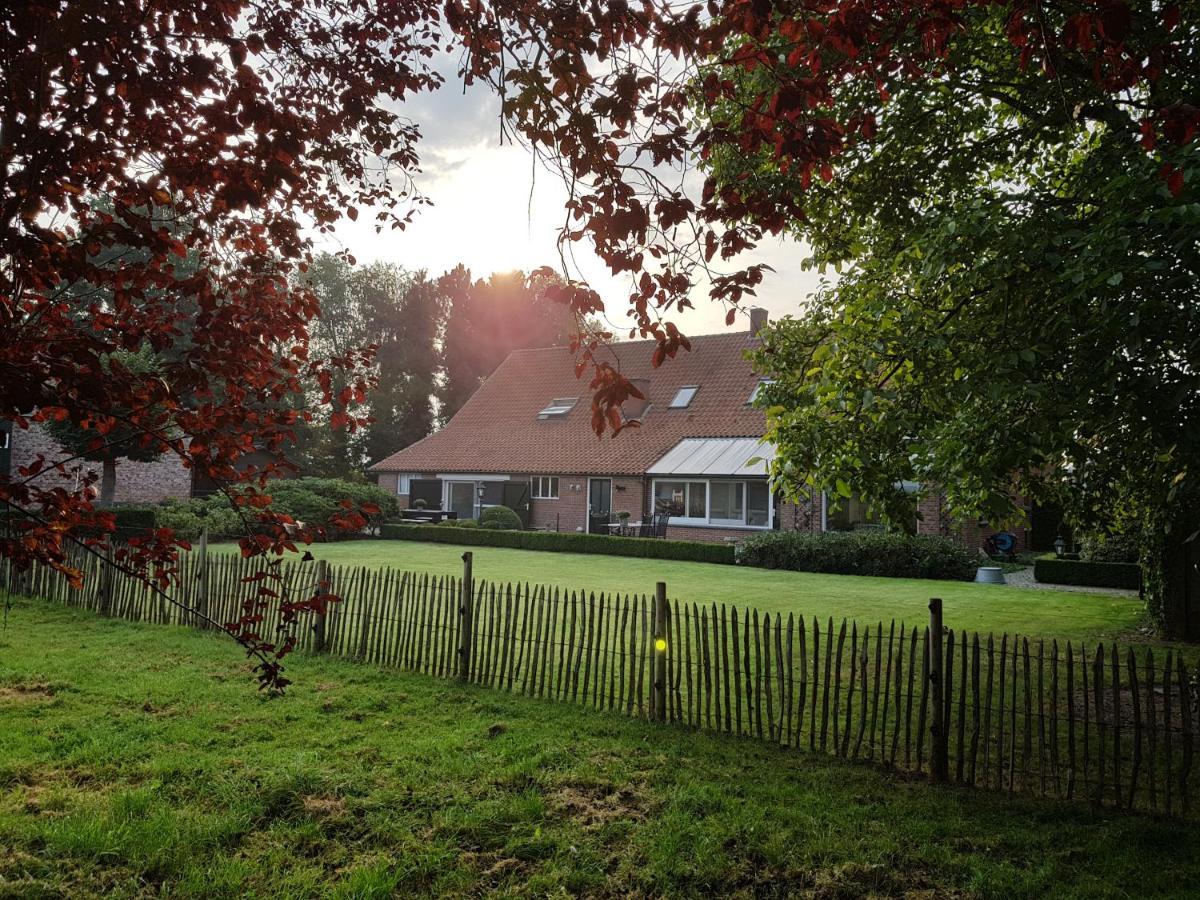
438,267,576,424
701,5,1200,635
359,264,444,466
295,255,445,475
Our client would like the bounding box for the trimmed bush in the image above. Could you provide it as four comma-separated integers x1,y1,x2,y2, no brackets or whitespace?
736,530,978,581
140,478,398,541
380,523,735,564
112,506,157,532
1080,534,1139,564
253,478,398,534
1034,554,1141,590
479,505,522,530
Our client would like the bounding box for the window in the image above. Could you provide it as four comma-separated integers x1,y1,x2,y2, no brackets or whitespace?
653,480,707,520
709,481,744,523
825,491,881,532
746,481,770,526
0,431,8,450
748,379,776,404
537,397,578,419
669,386,699,408
396,473,413,494
531,476,559,499
652,478,773,528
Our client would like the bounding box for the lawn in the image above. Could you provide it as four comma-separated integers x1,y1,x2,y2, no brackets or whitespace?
1,597,1197,898
238,539,1146,643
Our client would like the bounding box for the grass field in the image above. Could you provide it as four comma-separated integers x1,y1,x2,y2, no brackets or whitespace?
234,539,1146,643
1,597,1197,898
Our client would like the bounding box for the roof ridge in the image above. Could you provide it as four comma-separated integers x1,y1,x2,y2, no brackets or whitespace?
505,329,756,356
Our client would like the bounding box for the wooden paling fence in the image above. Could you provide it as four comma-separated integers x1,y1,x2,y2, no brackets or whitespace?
4,545,1196,819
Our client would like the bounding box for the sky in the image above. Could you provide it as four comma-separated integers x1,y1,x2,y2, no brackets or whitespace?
315,57,828,340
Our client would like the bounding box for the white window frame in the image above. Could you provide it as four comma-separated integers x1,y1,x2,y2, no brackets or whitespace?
669,385,699,409
444,480,480,521
748,379,776,404
537,397,579,419
651,478,708,525
531,476,559,499
708,479,747,526
395,473,413,495
651,477,774,530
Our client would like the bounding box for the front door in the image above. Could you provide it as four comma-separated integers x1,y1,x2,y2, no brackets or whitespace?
502,481,532,528
588,478,612,534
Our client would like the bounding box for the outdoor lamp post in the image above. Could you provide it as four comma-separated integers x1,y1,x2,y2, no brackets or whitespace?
1054,535,1066,557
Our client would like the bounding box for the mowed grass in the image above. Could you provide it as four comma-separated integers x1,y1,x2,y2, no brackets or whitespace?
1,598,1197,898
239,539,1144,643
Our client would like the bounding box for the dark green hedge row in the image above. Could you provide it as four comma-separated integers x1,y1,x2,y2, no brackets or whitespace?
380,523,736,564
112,506,156,531
1033,555,1141,590
737,530,979,581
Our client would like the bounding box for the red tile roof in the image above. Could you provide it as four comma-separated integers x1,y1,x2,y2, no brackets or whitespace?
370,331,768,477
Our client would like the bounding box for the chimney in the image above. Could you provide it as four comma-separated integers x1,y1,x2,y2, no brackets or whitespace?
749,307,769,337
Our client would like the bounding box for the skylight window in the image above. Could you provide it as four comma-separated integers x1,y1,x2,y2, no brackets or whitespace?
669,386,699,409
748,379,776,404
538,397,578,419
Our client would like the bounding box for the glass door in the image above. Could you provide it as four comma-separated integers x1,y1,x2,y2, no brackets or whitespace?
447,481,476,521
588,478,612,534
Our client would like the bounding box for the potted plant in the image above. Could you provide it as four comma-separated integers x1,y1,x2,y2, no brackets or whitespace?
616,510,631,536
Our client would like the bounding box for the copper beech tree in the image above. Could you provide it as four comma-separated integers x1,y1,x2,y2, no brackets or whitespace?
4,0,1198,688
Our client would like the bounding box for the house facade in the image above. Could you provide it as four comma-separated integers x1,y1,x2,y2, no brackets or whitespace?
370,312,1029,550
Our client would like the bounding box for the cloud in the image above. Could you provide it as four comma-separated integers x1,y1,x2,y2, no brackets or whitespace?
320,67,830,339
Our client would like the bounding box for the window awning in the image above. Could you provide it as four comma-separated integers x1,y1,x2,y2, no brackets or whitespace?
647,437,775,478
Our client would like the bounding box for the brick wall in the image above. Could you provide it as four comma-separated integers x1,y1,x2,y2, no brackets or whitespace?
915,489,1031,552
9,423,192,503
530,475,588,531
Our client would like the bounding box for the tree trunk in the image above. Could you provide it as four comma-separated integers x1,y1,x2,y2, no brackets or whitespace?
99,456,117,508
1160,539,1200,642
1156,507,1200,642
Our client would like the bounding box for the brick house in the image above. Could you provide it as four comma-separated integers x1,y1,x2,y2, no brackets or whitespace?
371,310,1028,549
2,421,194,503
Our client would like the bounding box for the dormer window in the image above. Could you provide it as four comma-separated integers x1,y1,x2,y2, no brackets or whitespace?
748,379,775,404
669,386,699,409
538,397,578,419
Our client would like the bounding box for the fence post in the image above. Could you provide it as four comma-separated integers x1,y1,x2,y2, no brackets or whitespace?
312,558,329,653
654,581,668,721
196,527,209,628
459,551,474,681
99,547,114,616
929,597,948,782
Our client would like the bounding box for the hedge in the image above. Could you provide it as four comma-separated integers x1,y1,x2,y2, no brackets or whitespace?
1033,554,1141,590
120,479,399,541
736,530,979,581
380,523,736,564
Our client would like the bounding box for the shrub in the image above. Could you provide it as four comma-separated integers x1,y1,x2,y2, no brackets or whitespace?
1033,554,1141,590
736,530,978,581
139,478,398,541
153,496,244,540
111,505,157,532
1080,533,1139,564
379,523,735,564
479,505,522,530
254,477,397,533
